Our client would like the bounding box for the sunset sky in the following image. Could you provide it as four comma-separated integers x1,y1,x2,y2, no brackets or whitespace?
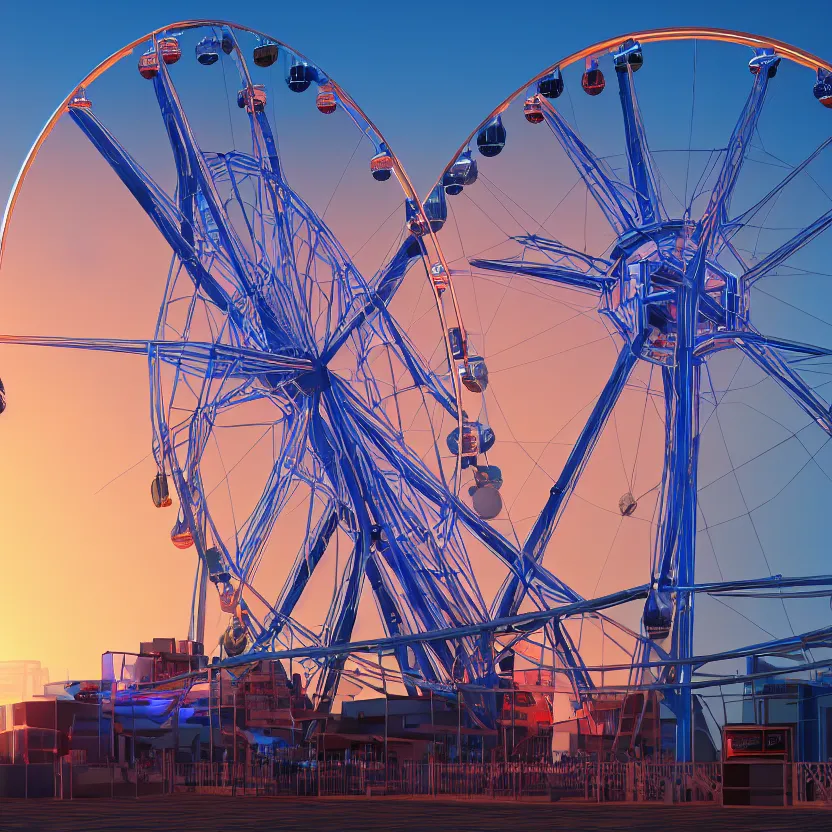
2,1,832,687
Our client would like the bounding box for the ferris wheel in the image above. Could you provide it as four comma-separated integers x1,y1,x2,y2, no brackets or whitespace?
429,28,832,759
0,20,582,714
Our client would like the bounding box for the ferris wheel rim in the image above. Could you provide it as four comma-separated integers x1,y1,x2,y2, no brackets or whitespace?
426,25,832,727
0,19,439,274
430,27,832,201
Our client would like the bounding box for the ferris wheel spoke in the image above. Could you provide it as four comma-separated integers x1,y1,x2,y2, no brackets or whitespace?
653,358,699,591
538,97,637,236
263,507,339,644
236,410,312,576
307,396,380,708
0,334,312,380
370,477,484,682
342,380,579,604
511,235,613,272
615,59,666,226
742,205,832,287
365,555,428,694
469,256,613,293
221,28,289,181
153,66,254,287
155,64,303,353
321,237,423,363
269,615,325,654
158,45,386,355
726,137,832,236
372,543,463,682
315,540,368,709
494,344,639,619
242,112,315,341
380,315,458,417
650,335,700,757
68,106,260,342
554,621,594,692
220,39,393,356
337,315,457,422
697,53,778,245
307,422,465,687
225,114,386,356
737,338,832,434
695,330,832,360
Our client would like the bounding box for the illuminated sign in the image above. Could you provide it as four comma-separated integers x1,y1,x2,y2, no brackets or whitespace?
724,725,792,760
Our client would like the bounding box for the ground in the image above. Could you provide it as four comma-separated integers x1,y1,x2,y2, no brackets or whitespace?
2,796,832,832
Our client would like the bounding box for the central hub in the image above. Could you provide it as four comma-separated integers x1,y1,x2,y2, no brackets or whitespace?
293,364,331,397
602,221,740,365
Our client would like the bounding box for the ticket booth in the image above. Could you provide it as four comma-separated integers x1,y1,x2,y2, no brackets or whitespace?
722,725,793,806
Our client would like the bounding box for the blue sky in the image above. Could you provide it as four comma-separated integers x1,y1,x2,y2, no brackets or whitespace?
1,0,828,197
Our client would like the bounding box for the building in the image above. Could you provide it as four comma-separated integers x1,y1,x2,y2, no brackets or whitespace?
0,661,49,706
742,661,832,762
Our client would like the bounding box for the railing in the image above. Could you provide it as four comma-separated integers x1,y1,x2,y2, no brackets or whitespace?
4,758,832,803
171,760,599,799
796,762,832,804
629,763,722,803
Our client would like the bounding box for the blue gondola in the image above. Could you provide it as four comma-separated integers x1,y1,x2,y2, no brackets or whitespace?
446,421,495,462
814,68,832,107
220,27,235,55
443,149,478,195
424,185,447,232
537,68,564,99
462,356,489,393
287,61,314,92
370,150,394,181
205,546,230,585
195,36,220,66
473,464,503,489
448,327,465,360
477,116,506,158
613,39,643,73
406,198,427,236
643,587,673,640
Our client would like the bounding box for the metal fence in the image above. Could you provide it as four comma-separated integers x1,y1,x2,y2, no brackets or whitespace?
170,760,588,799
3,759,832,805
594,762,723,803
796,762,832,804
168,760,722,801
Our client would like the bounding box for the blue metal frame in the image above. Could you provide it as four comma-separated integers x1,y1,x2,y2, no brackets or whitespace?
7,23,605,721
461,43,832,759
6,27,832,762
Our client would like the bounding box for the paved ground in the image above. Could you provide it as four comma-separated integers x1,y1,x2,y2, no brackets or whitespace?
1,796,831,832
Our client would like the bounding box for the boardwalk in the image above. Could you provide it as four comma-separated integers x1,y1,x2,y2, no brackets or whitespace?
1,796,831,832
